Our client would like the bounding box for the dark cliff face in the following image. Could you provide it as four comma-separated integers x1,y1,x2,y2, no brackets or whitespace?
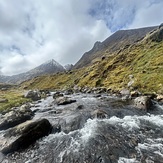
74,26,157,69
0,59,65,84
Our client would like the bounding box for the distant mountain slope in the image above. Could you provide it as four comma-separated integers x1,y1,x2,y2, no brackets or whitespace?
74,26,157,69
22,25,163,94
0,59,65,84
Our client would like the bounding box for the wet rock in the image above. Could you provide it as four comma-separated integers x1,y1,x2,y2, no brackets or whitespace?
48,110,62,114
56,97,76,105
130,90,141,98
86,89,92,94
134,96,153,111
25,90,41,101
120,89,130,100
40,89,50,95
37,108,52,113
1,119,52,154
53,92,64,99
0,98,8,103
92,87,107,94
0,106,34,130
19,103,31,110
73,85,81,93
81,87,89,93
156,94,163,102
76,105,84,110
52,124,61,133
64,89,74,95
60,113,91,133
92,109,108,119
94,94,101,98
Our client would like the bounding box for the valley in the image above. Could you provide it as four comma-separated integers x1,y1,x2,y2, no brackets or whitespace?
0,24,163,163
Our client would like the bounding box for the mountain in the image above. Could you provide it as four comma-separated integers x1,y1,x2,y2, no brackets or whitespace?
0,59,65,84
74,26,157,69
22,24,163,94
64,64,73,71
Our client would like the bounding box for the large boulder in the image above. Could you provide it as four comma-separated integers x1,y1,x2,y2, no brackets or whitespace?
56,97,76,105
24,90,41,101
1,119,52,154
0,106,34,130
134,96,153,111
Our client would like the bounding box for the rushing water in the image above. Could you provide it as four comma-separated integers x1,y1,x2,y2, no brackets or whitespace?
1,93,163,163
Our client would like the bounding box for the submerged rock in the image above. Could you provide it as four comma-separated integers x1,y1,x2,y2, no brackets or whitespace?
1,119,52,154
92,109,108,119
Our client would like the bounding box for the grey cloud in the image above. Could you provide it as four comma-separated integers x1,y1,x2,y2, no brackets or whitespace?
0,0,162,75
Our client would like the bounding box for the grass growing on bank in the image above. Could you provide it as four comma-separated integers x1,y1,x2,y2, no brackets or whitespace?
0,89,31,112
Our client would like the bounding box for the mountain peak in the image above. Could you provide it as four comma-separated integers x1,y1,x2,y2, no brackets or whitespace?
43,59,61,66
0,59,65,84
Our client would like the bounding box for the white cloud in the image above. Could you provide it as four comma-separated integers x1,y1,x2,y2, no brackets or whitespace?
129,1,163,28
0,0,162,75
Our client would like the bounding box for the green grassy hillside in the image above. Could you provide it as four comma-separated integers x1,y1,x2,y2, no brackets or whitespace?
0,89,31,112
21,28,163,94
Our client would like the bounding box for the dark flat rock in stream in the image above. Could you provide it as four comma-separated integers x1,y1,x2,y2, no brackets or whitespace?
1,119,52,154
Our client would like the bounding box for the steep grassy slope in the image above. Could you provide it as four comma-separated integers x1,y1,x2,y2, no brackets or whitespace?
74,26,157,69
21,27,163,94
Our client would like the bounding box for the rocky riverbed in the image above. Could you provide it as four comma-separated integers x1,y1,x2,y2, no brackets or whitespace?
0,91,163,163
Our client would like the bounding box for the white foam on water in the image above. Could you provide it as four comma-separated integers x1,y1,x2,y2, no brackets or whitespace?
108,116,140,130
80,118,98,142
58,150,66,163
118,157,139,163
40,132,67,144
95,113,163,132
138,114,163,127
94,116,140,131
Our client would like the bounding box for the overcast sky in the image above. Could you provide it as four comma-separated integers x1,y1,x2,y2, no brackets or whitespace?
0,0,163,75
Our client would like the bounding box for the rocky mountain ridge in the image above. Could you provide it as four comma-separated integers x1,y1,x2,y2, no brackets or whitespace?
74,26,157,69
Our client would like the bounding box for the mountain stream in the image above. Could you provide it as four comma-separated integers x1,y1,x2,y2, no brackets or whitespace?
0,93,163,163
